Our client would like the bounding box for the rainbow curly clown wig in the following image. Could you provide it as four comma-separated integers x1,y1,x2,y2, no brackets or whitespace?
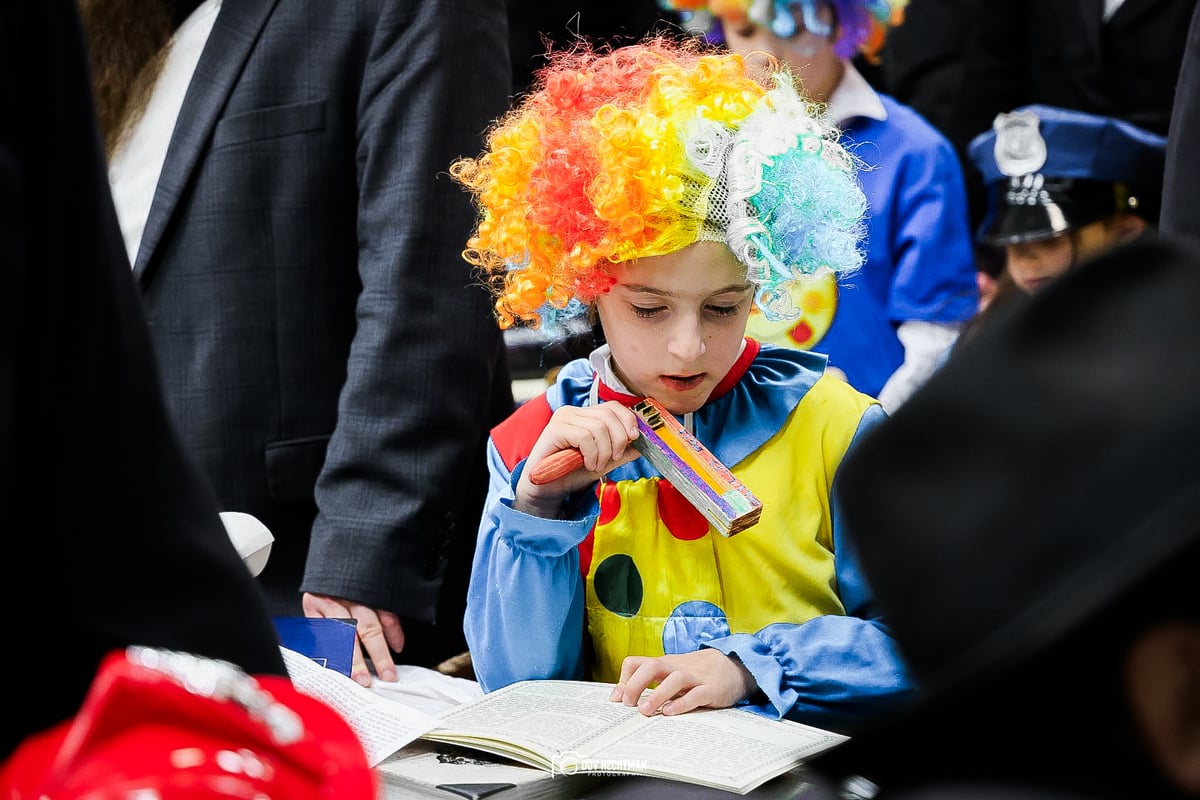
450,38,866,330
661,0,905,62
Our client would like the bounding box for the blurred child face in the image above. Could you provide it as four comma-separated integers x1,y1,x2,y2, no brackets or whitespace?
1005,216,1143,293
721,1,844,102
595,242,753,416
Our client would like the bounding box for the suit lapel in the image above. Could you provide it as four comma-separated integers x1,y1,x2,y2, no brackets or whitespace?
134,0,279,282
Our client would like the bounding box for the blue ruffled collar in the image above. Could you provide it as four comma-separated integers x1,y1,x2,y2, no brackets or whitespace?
548,340,828,467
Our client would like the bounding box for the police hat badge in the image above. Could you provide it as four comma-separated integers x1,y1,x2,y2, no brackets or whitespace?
993,110,1046,178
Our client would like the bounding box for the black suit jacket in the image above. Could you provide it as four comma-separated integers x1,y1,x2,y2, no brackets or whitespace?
0,0,286,760
1161,3,1200,243
133,0,514,647
884,0,1195,229
952,0,1194,137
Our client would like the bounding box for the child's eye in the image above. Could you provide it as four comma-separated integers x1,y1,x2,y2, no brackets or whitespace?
631,305,665,318
707,304,741,317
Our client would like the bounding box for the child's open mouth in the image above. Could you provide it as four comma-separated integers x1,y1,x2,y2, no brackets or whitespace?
660,374,704,392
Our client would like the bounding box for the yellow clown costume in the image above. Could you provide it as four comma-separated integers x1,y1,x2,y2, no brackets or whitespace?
454,39,914,729
581,358,872,683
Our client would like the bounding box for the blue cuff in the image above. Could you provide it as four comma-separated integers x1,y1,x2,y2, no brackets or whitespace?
497,461,596,557
703,633,793,719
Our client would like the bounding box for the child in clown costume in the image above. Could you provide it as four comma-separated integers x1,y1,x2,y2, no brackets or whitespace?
451,37,914,731
663,0,979,413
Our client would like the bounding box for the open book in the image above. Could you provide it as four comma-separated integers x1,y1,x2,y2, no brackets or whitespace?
420,680,848,795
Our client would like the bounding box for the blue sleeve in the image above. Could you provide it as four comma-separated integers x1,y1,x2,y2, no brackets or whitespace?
464,440,599,692
887,130,979,325
702,403,917,730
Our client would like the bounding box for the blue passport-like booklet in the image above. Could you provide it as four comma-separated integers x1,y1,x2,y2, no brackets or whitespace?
273,616,357,677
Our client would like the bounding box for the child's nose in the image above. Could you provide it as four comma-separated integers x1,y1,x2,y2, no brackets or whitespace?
666,317,706,361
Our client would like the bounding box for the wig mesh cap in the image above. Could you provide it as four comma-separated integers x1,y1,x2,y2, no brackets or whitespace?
688,72,865,320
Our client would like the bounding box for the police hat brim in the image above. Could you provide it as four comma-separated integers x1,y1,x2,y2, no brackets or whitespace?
977,177,1133,247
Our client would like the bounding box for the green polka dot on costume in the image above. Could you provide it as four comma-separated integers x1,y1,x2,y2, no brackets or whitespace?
593,554,643,617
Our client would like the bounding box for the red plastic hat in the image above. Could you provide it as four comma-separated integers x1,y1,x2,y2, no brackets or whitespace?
0,646,377,799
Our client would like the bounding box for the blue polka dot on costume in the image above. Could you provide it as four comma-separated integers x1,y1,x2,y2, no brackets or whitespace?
662,600,731,654
593,554,642,618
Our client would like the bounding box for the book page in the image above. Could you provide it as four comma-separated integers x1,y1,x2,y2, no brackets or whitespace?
585,705,847,792
425,680,848,794
281,646,442,766
370,664,483,715
427,680,648,762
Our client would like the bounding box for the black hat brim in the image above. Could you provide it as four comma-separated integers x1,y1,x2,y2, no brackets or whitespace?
977,178,1133,246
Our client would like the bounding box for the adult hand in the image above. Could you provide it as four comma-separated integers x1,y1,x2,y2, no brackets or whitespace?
608,649,756,716
302,592,404,687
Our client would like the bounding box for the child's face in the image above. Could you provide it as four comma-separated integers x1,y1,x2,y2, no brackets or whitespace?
721,2,842,102
596,242,753,415
1004,219,1125,293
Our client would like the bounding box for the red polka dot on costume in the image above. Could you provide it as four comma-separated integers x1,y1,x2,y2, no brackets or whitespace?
578,529,595,578
656,479,709,541
596,479,620,526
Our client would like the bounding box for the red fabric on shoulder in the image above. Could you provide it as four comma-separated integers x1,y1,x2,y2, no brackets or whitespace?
491,395,554,473
711,337,760,399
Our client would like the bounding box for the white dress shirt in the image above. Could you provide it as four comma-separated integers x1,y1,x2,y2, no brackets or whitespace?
109,0,222,267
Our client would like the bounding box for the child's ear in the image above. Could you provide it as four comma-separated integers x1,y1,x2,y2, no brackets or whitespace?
1125,621,1200,793
1112,212,1148,243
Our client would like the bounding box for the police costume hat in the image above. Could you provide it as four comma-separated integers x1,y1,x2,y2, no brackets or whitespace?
968,105,1166,246
836,236,1200,703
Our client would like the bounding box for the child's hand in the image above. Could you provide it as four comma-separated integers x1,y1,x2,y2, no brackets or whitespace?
514,401,641,517
608,649,757,716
